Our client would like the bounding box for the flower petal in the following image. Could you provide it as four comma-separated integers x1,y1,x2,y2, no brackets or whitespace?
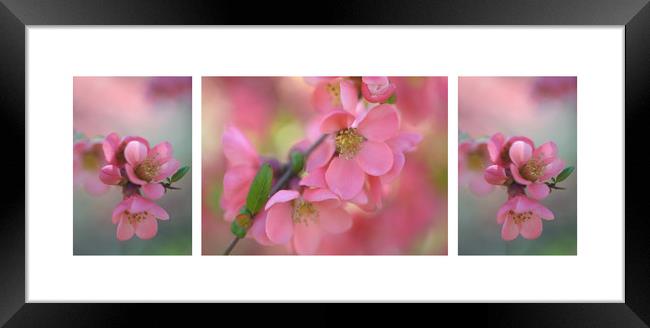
148,201,170,220
533,203,555,221
135,215,158,240
116,218,135,241
501,216,519,241
154,158,181,181
305,137,335,172
151,142,173,163
265,202,294,244
534,141,558,164
103,132,121,163
510,164,532,185
300,166,328,189
484,165,507,185
355,141,394,176
520,216,542,240
509,141,533,167
142,183,165,200
487,133,505,164
264,190,300,211
302,188,340,207
539,158,566,182
319,111,355,134
316,205,352,234
292,223,321,255
356,104,399,142
222,125,259,167
125,163,148,185
325,157,365,200
380,151,405,184
249,211,273,246
124,140,148,166
527,182,550,200
339,79,358,114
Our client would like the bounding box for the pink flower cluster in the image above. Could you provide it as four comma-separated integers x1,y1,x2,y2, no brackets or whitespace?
221,77,422,254
460,133,569,241
83,132,184,241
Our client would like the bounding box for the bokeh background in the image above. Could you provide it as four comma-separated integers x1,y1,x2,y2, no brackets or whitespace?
458,77,577,255
203,77,448,255
73,77,192,255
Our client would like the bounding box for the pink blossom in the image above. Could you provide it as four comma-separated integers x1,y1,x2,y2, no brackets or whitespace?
316,104,401,200
458,140,494,195
123,140,181,200
264,189,352,254
102,132,150,167
361,77,396,103
99,164,124,185
309,77,359,113
497,195,554,241
220,126,261,219
508,140,565,200
73,139,109,195
112,195,170,241
393,77,448,125
486,132,535,168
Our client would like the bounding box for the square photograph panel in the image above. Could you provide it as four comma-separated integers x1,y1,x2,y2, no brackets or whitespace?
202,77,448,255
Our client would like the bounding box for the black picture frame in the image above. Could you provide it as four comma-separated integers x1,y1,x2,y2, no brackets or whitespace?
2,0,646,325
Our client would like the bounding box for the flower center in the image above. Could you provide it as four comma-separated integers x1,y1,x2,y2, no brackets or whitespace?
292,198,318,225
520,159,544,181
125,210,148,225
135,158,160,182
509,210,534,224
326,82,341,107
467,145,488,171
335,128,365,160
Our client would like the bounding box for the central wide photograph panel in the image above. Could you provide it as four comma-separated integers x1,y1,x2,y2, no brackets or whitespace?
202,77,448,255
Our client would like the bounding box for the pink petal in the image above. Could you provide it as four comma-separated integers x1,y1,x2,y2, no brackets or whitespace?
510,164,532,185
116,218,135,241
527,182,550,200
142,183,165,200
300,167,327,189
302,188,340,207
501,217,519,241
112,201,128,224
135,215,158,240
325,157,365,200
539,158,566,182
380,151,405,184
386,132,422,153
350,188,369,206
249,211,273,246
534,141,558,164
509,141,533,167
312,81,342,113
292,223,321,255
83,177,109,196
128,195,151,213
362,76,389,84
319,111,354,134
125,163,148,185
339,79,359,114
103,132,121,163
316,204,352,234
355,141,394,176
264,190,300,211
222,125,259,167
484,165,507,185
533,203,555,220
151,141,173,163
496,201,513,224
124,140,148,166
513,195,537,213
148,201,170,220
356,104,399,142
305,137,335,172
469,176,494,196
265,202,294,244
487,133,505,164
154,158,181,181
520,216,542,240
99,164,122,185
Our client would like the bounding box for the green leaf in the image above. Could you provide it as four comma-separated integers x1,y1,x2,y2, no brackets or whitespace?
230,220,248,238
170,166,190,183
385,93,397,104
555,166,575,183
73,130,87,141
245,164,273,215
290,151,305,174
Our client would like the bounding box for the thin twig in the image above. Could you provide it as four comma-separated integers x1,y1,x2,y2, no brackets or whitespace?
222,134,329,255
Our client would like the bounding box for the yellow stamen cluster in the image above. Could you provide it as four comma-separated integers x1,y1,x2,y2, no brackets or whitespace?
335,128,365,160
81,144,104,170
520,159,544,181
135,158,160,182
509,210,534,224
292,198,318,225
126,211,148,225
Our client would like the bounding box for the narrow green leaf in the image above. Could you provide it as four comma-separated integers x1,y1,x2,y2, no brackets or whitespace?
385,93,397,104
245,164,273,215
555,166,575,183
170,166,190,183
290,151,305,174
